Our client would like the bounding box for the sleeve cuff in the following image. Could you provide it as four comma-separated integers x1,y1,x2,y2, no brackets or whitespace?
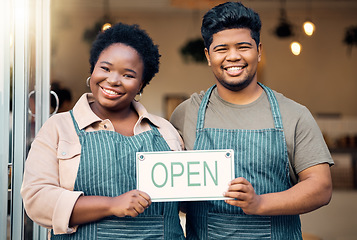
52,190,83,235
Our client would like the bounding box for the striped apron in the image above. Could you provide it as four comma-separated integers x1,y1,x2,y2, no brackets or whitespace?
186,83,302,240
51,111,185,240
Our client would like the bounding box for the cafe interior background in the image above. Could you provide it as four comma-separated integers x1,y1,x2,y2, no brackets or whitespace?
1,0,357,239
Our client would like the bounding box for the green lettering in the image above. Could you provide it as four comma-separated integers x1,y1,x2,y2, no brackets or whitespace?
187,161,200,187
151,162,168,188
204,161,218,186
171,162,184,187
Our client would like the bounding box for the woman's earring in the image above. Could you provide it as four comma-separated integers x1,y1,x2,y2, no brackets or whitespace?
134,92,142,102
86,77,91,87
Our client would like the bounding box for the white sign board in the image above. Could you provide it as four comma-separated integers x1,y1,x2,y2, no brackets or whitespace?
136,149,235,202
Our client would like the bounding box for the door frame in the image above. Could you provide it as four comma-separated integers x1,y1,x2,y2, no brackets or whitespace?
0,0,51,239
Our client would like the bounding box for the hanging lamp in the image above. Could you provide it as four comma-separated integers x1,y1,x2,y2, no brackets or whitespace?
303,0,315,36
274,0,294,38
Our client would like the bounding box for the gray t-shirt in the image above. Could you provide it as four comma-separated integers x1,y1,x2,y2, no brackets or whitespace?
170,86,333,184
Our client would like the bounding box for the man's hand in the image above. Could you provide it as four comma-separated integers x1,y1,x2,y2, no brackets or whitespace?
223,163,332,216
223,177,262,215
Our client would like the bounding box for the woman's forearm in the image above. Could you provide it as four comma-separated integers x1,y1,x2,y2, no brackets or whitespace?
69,195,113,226
69,190,151,227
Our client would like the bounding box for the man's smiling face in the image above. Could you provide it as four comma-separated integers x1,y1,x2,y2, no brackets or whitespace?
205,28,261,92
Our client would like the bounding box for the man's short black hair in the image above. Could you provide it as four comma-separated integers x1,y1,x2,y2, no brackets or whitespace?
201,1,262,51
89,23,160,92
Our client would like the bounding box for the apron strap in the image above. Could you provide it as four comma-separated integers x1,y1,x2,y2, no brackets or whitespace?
196,83,284,131
196,85,216,131
69,110,161,137
69,110,84,135
149,122,161,135
257,82,284,130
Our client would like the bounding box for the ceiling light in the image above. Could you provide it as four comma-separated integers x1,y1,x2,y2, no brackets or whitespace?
290,41,302,56
102,23,112,32
303,20,315,36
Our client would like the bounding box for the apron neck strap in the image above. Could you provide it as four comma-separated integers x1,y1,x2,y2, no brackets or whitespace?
196,85,216,131
257,82,283,129
196,83,284,131
69,110,160,136
149,122,161,135
69,110,83,135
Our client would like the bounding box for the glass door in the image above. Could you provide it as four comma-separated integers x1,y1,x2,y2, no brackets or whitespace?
0,0,51,239
0,0,12,238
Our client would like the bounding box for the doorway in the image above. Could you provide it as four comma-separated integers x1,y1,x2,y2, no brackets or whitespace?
0,0,51,239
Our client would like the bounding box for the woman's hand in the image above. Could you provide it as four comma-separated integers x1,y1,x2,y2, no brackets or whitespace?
69,190,151,227
223,177,262,215
110,190,152,217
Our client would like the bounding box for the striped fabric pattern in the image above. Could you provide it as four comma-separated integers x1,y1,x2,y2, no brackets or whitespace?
208,213,271,239
187,83,302,240
51,113,184,240
97,216,164,239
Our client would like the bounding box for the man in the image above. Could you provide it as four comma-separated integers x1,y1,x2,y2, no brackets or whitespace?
170,2,333,239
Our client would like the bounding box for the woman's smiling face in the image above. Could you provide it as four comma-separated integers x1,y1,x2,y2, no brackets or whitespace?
89,43,144,114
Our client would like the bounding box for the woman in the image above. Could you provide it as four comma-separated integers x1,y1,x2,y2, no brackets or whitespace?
21,23,185,239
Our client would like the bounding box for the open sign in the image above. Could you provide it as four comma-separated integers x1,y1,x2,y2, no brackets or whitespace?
136,149,235,202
